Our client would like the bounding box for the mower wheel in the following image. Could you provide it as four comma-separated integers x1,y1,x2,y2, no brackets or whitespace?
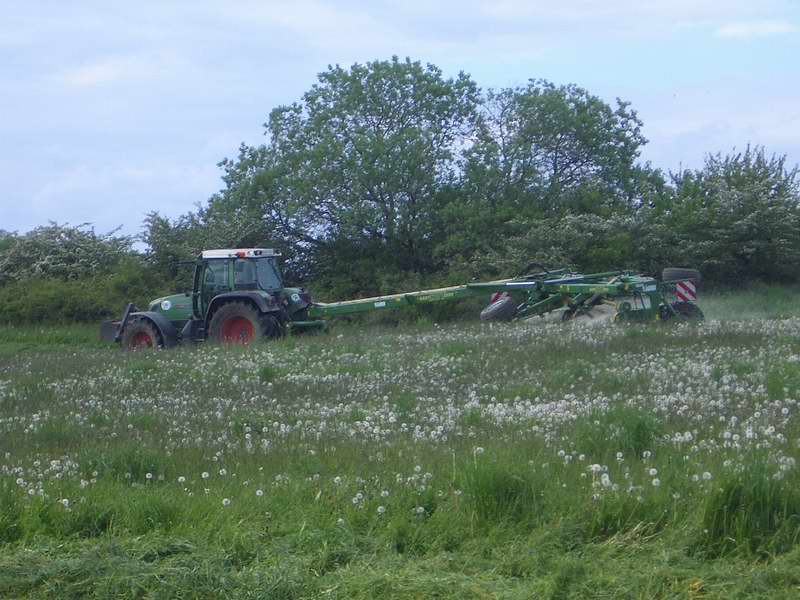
480,293,517,322
662,301,704,322
662,267,701,283
121,318,161,351
208,302,284,345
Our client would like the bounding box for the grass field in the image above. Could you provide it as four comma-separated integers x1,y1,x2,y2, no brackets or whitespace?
1,289,800,599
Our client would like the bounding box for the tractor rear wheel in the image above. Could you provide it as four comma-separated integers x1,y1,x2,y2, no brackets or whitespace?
480,293,517,322
121,318,161,351
208,302,284,345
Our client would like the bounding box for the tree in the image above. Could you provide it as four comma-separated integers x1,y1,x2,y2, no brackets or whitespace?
435,80,649,278
208,57,479,293
464,80,647,213
0,230,15,254
639,146,800,283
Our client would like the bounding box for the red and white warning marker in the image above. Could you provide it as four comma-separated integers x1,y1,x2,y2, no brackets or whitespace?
675,280,697,302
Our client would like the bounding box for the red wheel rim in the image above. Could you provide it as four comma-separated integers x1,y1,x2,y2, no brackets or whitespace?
221,316,256,344
131,331,154,349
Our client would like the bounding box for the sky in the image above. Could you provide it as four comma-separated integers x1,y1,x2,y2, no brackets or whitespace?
1,1,799,238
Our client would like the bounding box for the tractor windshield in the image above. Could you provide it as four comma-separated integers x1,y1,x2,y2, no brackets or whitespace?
234,258,282,291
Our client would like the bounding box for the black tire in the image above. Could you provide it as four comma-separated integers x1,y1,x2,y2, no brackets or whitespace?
208,302,285,345
120,318,161,351
480,294,517,322
662,267,701,283
661,301,704,322
261,313,287,339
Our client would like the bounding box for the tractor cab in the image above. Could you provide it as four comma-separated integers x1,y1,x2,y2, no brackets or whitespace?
193,249,284,318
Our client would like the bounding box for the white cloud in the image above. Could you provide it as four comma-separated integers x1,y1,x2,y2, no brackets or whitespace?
27,161,220,235
478,1,786,32
59,53,183,87
714,20,797,39
638,88,800,172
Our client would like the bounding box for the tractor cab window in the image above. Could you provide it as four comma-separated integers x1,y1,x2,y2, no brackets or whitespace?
200,260,230,315
203,260,229,289
234,258,282,291
233,259,258,290
258,258,282,290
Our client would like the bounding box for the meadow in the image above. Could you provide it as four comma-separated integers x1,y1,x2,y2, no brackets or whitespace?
1,289,800,599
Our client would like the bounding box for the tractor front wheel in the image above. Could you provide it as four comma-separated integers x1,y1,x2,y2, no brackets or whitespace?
208,302,284,345
121,318,161,351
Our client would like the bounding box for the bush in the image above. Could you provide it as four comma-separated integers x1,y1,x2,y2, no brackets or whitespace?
0,259,166,324
0,223,133,284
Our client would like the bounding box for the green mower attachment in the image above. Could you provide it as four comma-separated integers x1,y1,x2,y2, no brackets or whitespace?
309,267,703,324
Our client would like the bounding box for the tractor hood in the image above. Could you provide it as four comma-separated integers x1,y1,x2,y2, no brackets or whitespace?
148,293,194,322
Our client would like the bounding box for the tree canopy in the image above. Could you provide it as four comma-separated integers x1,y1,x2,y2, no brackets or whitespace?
2,58,799,322
464,81,647,213
0,223,133,285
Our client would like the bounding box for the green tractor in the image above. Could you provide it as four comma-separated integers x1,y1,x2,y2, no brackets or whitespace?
101,248,324,350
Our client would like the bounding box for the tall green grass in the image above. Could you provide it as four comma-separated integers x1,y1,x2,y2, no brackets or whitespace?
1,287,800,598
699,285,800,321
0,323,101,347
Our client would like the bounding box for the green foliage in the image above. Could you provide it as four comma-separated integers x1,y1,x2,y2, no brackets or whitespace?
572,406,663,461
141,211,209,287
80,445,170,483
484,213,639,277
701,285,800,321
640,147,800,285
191,62,800,295
4,59,800,324
195,56,480,294
478,147,800,286
0,222,133,285
0,483,23,543
464,80,646,212
464,461,543,525
2,307,800,597
0,324,99,346
0,257,165,324
258,365,279,383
